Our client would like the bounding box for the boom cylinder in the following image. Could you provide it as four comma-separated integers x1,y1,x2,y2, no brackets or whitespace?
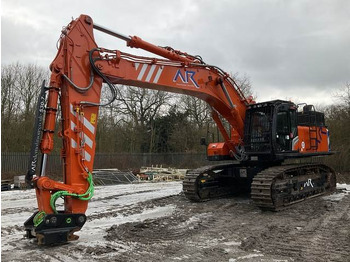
93,23,131,41
93,22,193,63
127,36,193,63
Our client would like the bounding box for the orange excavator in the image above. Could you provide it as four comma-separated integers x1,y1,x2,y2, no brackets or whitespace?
24,15,336,245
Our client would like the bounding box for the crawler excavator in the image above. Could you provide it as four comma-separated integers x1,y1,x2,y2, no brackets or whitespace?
24,15,336,245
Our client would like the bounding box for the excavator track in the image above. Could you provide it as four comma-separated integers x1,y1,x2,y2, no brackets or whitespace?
183,163,250,202
251,164,336,211
184,163,336,211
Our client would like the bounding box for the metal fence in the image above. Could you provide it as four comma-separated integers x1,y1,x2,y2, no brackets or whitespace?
1,152,210,178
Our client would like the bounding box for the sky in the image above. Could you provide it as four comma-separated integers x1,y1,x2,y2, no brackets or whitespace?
1,0,349,106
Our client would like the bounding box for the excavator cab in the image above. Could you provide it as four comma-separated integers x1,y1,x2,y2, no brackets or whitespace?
243,100,300,162
244,100,330,163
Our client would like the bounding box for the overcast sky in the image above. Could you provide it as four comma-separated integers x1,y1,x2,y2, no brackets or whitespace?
1,0,349,106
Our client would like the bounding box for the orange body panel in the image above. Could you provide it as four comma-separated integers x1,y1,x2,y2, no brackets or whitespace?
207,142,230,158
293,126,330,153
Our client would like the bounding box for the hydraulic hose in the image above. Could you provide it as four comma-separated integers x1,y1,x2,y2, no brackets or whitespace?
50,172,94,214
78,48,117,107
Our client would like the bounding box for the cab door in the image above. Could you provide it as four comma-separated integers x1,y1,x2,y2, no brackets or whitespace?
275,107,297,152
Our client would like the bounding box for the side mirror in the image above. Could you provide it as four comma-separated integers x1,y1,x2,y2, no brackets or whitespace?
200,137,207,146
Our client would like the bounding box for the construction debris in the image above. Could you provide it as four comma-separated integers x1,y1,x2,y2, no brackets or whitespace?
92,169,139,185
91,166,187,186
138,165,187,182
1,180,12,191
14,175,26,189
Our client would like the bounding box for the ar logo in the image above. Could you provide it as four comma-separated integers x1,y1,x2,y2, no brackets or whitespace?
304,178,314,188
173,69,199,89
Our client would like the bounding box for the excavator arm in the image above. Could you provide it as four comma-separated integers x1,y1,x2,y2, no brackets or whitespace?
25,14,251,245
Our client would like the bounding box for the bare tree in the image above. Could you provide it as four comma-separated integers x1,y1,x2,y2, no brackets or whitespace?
1,64,20,123
99,85,173,152
179,95,211,129
334,82,350,112
1,63,48,152
324,82,350,172
231,72,254,98
115,85,172,128
16,64,48,120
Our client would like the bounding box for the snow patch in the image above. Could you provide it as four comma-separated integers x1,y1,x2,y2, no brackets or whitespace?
237,253,264,259
337,183,350,191
223,241,242,246
323,183,350,201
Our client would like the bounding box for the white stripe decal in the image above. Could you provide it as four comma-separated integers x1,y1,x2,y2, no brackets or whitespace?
84,151,91,162
71,138,91,162
145,65,157,82
71,120,76,131
153,66,163,83
83,117,95,134
135,63,139,70
70,104,76,116
70,104,95,134
137,64,148,80
84,134,93,148
71,121,93,149
71,138,77,148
